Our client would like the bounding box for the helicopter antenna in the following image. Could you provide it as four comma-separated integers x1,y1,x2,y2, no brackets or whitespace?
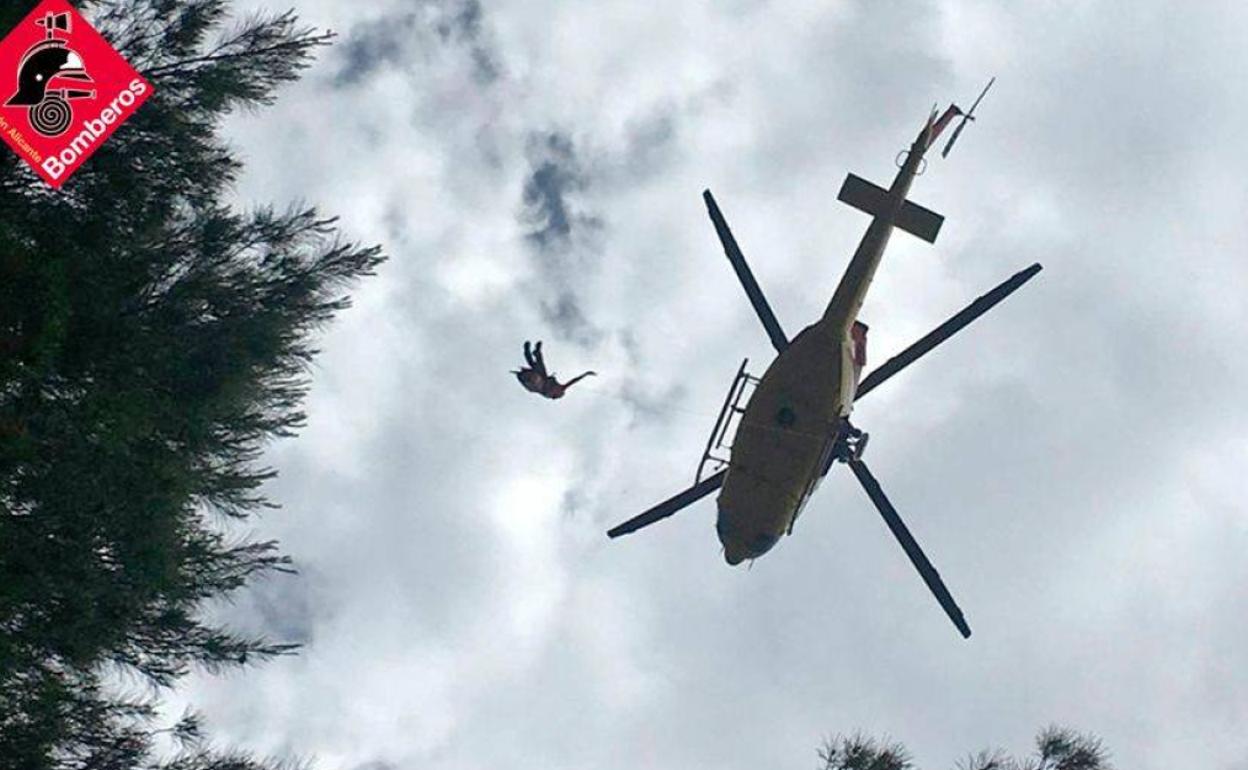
941,76,995,159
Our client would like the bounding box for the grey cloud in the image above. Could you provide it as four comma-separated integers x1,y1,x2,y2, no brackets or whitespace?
539,292,602,347
247,569,318,647
334,1,499,87
433,0,482,42
198,561,319,648
616,381,688,427
521,132,602,250
520,132,607,344
334,12,417,86
620,111,679,179
433,0,500,83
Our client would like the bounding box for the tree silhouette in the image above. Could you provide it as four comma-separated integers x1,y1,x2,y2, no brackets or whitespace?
818,732,912,770
818,727,1112,770
0,1,382,767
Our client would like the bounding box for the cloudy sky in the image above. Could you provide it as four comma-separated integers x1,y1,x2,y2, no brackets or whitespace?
168,1,1247,768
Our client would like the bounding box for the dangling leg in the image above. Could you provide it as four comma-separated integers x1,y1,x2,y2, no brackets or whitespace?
533,341,548,378
524,340,537,368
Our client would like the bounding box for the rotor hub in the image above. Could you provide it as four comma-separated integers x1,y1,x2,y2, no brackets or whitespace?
832,419,869,463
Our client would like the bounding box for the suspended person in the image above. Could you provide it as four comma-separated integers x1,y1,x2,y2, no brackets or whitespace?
513,340,595,399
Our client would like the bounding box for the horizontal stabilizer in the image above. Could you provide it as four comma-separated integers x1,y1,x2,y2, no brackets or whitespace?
837,173,944,244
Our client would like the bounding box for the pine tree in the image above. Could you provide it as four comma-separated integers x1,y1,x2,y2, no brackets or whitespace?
817,726,1112,770
0,1,383,767
818,733,912,770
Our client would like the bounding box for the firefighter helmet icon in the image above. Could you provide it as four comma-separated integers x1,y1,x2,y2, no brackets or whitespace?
5,11,95,137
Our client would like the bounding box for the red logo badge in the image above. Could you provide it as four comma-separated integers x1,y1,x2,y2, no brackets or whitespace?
0,0,152,188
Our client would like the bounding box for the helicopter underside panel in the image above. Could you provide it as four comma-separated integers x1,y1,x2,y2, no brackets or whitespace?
716,320,859,560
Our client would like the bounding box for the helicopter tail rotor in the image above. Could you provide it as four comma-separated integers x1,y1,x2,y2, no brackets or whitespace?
941,76,995,159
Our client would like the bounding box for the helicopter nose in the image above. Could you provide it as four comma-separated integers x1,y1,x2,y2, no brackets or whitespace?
748,531,779,557
716,513,743,564
719,524,779,565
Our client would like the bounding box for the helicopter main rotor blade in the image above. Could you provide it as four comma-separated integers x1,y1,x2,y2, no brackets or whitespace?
703,190,790,353
607,469,726,538
847,458,972,639
855,262,1042,401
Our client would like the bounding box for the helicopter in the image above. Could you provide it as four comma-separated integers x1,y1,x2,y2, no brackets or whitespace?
606,79,1038,639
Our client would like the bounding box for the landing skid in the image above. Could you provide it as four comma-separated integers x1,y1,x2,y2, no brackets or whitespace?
831,420,869,464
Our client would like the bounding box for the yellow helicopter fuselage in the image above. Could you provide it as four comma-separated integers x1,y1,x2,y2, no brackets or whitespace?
715,144,922,564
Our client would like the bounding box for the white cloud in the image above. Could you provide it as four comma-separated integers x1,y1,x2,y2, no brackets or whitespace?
181,2,1248,769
